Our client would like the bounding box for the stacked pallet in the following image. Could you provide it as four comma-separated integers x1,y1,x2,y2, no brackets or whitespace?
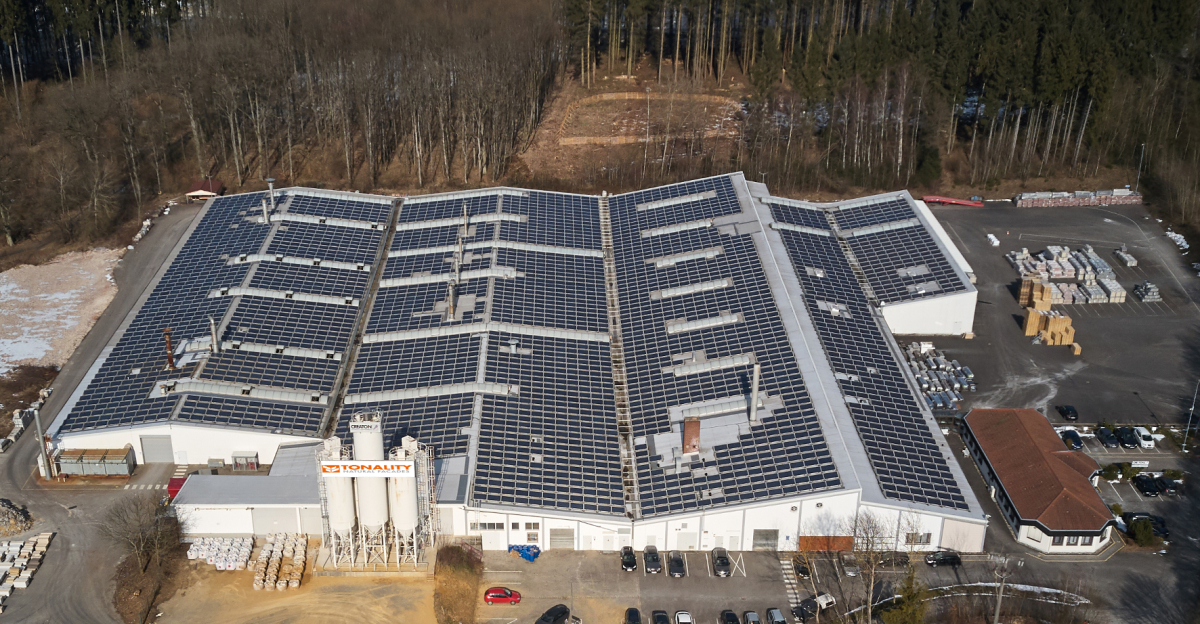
1083,245,1116,280
1025,309,1076,345
1030,280,1055,310
1014,189,1142,207
1134,281,1162,302
1100,279,1127,303
1084,283,1108,303
0,533,53,602
1018,278,1034,306
1114,249,1137,267
1056,283,1075,304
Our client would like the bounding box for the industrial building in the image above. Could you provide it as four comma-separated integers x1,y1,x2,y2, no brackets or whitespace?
962,409,1114,554
48,174,986,559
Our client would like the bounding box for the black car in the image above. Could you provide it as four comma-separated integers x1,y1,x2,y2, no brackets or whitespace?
1155,477,1180,496
643,545,662,573
791,599,819,622
718,611,741,624
791,557,811,579
1056,405,1079,421
924,551,961,567
1095,428,1119,448
1123,512,1169,539
625,608,642,624
667,550,686,577
535,604,580,624
651,611,670,624
620,546,638,571
1132,474,1160,497
878,552,910,567
1115,427,1139,449
1061,430,1083,450
712,547,732,577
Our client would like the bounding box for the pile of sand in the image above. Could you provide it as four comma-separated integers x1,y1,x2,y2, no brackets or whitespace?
0,248,123,375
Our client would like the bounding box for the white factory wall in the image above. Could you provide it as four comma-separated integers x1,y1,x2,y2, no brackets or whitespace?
176,507,255,536
941,518,987,553
57,423,311,465
880,289,977,336
857,503,953,552
913,200,976,279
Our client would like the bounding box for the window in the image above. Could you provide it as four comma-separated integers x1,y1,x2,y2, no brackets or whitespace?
905,533,932,545
527,532,539,543
1067,536,1079,546
512,522,520,530
1081,536,1094,546
1051,536,1064,546
470,522,504,531
525,523,540,530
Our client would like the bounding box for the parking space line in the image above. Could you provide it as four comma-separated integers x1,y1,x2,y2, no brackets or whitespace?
705,552,712,577
732,553,746,577
683,553,690,577
1107,482,1125,501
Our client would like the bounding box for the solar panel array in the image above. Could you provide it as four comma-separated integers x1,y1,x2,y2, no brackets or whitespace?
57,191,394,436
608,177,841,516
832,197,915,230
846,227,968,302
773,222,969,510
343,190,626,515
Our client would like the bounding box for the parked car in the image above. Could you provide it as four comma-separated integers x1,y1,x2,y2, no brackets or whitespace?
792,593,836,622
624,608,642,624
1061,430,1083,450
668,550,686,577
718,611,741,624
644,545,662,573
620,546,638,572
1055,405,1079,421
742,612,761,624
712,547,732,577
1155,477,1180,496
535,604,580,624
1133,426,1155,449
878,552,910,567
924,551,962,567
651,611,670,624
1132,474,1160,497
1095,428,1119,448
1115,427,1140,449
764,609,787,624
1122,512,1169,539
791,556,811,579
483,587,521,606
0,438,11,453
674,611,694,624
839,551,860,577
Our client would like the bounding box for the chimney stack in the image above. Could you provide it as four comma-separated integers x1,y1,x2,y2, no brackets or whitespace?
266,178,276,212
683,417,700,454
163,328,176,370
209,316,220,353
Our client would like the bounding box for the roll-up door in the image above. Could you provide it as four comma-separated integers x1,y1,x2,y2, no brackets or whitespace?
752,529,779,551
549,528,575,550
140,436,174,463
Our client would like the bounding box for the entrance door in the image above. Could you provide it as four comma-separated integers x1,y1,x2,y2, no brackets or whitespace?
602,534,615,551
752,529,779,551
140,436,174,463
549,529,575,550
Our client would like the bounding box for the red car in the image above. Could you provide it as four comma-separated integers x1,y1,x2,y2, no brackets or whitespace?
484,587,521,606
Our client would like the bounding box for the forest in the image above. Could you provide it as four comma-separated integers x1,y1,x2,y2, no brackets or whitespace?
0,0,1197,250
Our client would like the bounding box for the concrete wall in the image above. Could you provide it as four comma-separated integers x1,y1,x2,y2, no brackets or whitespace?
176,507,254,536
57,423,314,465
880,289,977,336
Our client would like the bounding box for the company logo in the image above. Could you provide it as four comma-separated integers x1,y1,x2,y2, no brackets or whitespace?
348,422,382,433
319,461,414,477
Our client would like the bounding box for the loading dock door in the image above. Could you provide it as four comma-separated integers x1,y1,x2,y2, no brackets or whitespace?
752,529,779,551
549,529,575,550
140,436,175,463
252,508,299,535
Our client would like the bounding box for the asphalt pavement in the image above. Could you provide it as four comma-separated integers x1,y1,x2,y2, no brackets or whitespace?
0,202,201,623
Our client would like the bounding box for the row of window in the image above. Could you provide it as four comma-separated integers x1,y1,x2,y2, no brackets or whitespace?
905,532,932,545
470,522,541,531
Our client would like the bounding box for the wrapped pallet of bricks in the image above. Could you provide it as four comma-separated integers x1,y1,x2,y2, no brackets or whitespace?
1057,283,1074,304
1114,249,1137,267
1085,284,1107,303
1134,281,1162,302
1100,279,1126,303
1019,278,1035,307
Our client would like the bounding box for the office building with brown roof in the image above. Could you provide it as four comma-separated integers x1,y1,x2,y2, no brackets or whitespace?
962,409,1115,554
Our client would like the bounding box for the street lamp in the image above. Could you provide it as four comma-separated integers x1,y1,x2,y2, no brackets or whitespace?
1183,379,1200,454
988,553,1023,624
1135,143,1146,194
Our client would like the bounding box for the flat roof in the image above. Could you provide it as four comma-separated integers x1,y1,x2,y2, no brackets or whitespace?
174,474,319,506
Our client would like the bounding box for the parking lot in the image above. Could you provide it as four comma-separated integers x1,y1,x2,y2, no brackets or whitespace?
478,549,791,623
921,201,1200,427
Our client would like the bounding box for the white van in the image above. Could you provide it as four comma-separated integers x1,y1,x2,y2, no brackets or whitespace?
1133,426,1155,449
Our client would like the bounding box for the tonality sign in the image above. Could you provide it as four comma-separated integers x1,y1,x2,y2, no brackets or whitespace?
320,461,414,477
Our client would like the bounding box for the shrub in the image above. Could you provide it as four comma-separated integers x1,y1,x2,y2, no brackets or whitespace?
1129,519,1157,547
1110,503,1123,516
1100,464,1120,481
1120,463,1142,480
1162,468,1184,480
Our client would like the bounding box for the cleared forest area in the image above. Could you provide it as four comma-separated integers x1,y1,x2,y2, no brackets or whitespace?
0,0,1197,256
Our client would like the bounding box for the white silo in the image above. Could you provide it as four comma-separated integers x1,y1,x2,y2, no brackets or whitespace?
322,437,357,566
351,411,389,564
389,446,420,565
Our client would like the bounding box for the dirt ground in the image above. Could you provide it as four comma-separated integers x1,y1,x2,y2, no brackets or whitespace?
155,561,434,624
0,364,57,437
0,248,122,376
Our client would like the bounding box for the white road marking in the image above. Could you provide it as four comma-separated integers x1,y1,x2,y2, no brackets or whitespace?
1107,482,1125,501
705,552,712,577
731,553,746,577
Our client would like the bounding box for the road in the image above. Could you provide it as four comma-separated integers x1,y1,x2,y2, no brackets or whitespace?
0,203,201,624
